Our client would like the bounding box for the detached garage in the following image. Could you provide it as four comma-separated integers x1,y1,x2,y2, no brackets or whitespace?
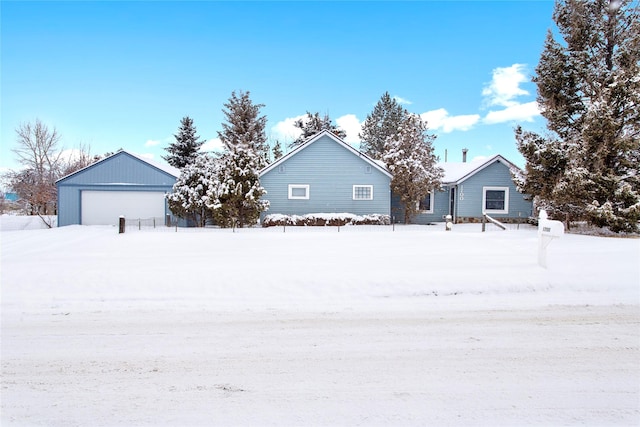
57,150,179,227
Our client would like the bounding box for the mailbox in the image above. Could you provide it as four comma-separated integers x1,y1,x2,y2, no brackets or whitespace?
538,219,565,237
537,210,564,268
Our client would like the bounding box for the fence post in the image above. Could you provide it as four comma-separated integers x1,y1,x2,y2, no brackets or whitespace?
166,214,171,227
118,216,125,234
138,218,141,230
482,215,486,232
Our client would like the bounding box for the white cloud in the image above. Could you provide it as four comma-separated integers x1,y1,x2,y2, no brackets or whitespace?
59,148,84,163
145,139,161,147
393,95,412,105
201,138,224,152
470,155,488,163
270,114,361,145
420,108,480,133
335,114,362,144
482,64,530,107
270,115,305,144
483,101,541,124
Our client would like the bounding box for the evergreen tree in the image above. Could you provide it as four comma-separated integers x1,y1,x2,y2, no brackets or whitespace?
272,140,284,162
290,112,347,147
166,154,219,227
214,90,269,227
359,92,407,159
219,90,269,168
212,144,269,228
516,0,640,232
163,116,204,169
383,114,443,224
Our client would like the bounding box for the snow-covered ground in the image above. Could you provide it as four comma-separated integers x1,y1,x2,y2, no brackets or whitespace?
1,215,639,426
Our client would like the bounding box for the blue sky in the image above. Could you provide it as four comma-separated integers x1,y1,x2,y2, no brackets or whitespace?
1,1,556,174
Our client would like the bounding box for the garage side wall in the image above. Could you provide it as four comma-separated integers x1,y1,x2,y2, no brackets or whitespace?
57,152,177,226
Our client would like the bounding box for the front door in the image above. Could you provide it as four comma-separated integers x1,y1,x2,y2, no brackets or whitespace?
449,187,456,222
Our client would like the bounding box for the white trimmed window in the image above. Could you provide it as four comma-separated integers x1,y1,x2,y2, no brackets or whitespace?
483,186,509,214
417,191,434,213
353,185,373,200
288,184,309,200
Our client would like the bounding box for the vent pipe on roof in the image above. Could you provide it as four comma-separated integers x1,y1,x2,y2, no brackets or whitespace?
462,148,468,163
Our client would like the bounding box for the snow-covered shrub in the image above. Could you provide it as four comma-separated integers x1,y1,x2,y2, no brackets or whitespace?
262,213,390,227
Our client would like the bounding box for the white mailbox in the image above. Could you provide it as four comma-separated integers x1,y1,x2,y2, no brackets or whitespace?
538,219,565,237
537,210,564,268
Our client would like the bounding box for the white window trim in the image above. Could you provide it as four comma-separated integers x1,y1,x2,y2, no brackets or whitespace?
288,184,309,200
417,190,434,214
482,186,509,214
352,185,373,200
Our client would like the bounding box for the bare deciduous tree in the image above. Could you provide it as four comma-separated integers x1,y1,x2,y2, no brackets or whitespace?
8,119,63,221
59,142,101,177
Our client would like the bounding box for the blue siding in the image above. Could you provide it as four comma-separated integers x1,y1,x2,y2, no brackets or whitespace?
57,152,177,226
391,158,533,223
260,134,391,217
60,153,176,186
455,159,532,220
394,189,451,224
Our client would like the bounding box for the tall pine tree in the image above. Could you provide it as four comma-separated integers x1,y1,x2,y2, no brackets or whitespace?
219,91,269,169
290,112,346,147
214,90,269,227
359,92,407,159
163,116,204,169
383,114,443,224
516,0,640,232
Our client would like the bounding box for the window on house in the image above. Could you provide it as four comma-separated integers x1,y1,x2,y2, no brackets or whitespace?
418,191,434,213
353,185,373,200
288,184,309,200
483,187,509,214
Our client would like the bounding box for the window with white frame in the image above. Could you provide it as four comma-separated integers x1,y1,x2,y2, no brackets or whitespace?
483,186,509,214
417,191,434,213
288,184,309,200
353,185,373,200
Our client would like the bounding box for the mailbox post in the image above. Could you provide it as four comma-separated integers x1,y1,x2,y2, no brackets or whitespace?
537,210,564,268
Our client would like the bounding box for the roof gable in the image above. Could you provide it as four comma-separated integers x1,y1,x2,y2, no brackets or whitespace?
56,150,180,184
439,154,520,185
260,130,392,178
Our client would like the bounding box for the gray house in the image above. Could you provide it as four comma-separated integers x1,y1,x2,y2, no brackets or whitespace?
395,154,533,224
260,130,392,218
57,150,179,226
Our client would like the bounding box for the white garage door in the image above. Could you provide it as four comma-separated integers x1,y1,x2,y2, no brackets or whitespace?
81,191,166,225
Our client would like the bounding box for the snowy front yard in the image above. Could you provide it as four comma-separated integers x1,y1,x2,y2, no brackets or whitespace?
1,219,639,425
